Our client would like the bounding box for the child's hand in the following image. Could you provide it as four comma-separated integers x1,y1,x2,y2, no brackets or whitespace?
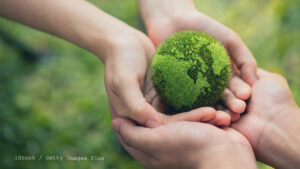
104,30,162,128
105,30,228,127
214,74,251,125
143,66,251,127
139,0,257,85
138,0,255,125
0,0,249,127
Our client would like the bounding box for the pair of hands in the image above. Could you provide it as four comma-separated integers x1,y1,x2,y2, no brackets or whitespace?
1,0,297,168
107,1,300,169
106,0,256,128
112,69,300,169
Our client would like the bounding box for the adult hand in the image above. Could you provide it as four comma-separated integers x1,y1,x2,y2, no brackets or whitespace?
232,69,300,169
111,118,257,169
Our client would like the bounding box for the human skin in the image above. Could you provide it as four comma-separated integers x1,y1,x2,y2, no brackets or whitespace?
0,0,160,127
232,69,300,169
112,69,300,169
138,0,257,87
139,0,255,122
0,0,249,127
138,0,254,124
111,118,258,169
0,0,248,127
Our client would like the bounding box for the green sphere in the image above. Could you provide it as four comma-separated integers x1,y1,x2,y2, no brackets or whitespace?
151,31,231,113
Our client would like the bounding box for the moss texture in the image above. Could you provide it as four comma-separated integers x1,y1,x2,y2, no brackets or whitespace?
151,31,231,113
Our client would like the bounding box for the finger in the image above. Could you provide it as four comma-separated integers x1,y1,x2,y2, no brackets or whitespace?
191,14,257,85
207,110,231,127
216,105,240,122
227,112,240,123
117,79,162,128
230,112,240,122
221,89,246,114
227,38,258,85
228,75,251,100
144,87,157,104
230,59,240,75
111,118,159,151
152,96,166,113
162,107,216,124
115,134,151,165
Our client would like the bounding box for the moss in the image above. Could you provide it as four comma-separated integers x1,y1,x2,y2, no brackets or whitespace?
151,31,231,113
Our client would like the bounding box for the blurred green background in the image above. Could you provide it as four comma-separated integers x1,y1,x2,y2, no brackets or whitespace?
0,0,299,168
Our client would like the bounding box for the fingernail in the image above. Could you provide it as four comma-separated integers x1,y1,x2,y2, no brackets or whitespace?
146,120,159,128
112,120,121,133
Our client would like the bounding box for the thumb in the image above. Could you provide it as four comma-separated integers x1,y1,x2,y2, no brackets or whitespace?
162,107,217,124
119,80,162,128
225,35,258,85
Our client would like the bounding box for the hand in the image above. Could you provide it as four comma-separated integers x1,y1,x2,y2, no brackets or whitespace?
106,26,246,128
111,118,257,169
232,69,300,168
0,0,246,127
139,0,257,85
142,64,249,127
139,0,255,122
106,30,228,127
104,29,162,127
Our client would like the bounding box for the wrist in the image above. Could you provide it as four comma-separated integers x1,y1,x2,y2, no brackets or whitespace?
256,106,300,168
78,14,141,63
139,0,196,28
197,143,257,169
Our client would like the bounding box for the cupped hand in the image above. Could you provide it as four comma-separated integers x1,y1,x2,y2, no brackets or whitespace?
140,0,257,85
104,30,162,127
143,66,250,127
111,118,257,169
139,0,254,123
105,30,232,128
232,69,299,162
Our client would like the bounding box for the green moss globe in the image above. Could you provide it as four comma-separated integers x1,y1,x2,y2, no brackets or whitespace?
151,31,231,113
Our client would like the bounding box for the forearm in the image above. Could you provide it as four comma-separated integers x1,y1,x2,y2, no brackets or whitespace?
257,107,300,169
0,0,134,62
198,144,257,169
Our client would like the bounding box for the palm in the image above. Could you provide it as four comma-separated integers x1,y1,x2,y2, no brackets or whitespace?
107,43,220,126
114,119,252,169
142,67,166,113
155,122,252,152
232,70,296,149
